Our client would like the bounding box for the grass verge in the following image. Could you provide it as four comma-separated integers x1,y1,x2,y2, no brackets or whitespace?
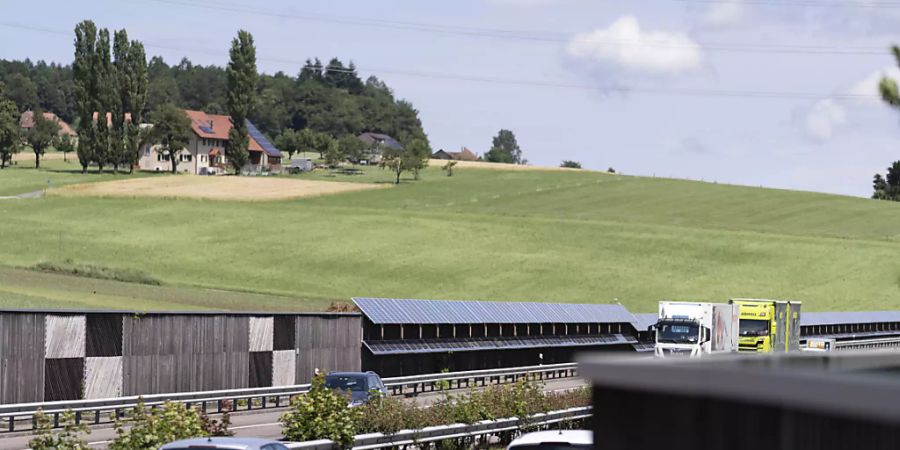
30,260,163,285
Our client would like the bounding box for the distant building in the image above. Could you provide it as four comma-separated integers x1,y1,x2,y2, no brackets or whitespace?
19,111,77,138
432,147,478,161
356,132,403,164
91,111,133,128
138,110,282,174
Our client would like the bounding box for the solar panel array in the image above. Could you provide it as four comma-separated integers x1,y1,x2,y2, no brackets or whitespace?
246,120,282,157
633,313,658,331
364,334,636,355
800,311,900,326
353,297,638,326
631,342,656,352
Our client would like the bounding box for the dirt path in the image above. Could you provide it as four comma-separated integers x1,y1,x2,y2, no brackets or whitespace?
0,190,44,200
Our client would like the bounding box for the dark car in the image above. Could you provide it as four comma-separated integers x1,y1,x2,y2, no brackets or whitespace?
160,437,289,449
324,371,388,406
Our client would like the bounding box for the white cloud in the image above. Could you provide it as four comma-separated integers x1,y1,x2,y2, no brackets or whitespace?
565,16,704,76
847,66,900,101
798,67,898,142
702,0,745,27
805,99,846,142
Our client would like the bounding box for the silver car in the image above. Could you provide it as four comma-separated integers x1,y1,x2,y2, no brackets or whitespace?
160,437,290,450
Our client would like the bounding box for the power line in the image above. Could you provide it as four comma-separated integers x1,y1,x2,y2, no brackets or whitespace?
0,21,882,101
141,0,893,56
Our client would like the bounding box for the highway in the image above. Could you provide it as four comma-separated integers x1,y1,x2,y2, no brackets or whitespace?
0,377,587,450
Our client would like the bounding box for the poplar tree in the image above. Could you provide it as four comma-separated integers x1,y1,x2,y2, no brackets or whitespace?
93,28,113,173
226,30,257,174
73,20,99,173
124,40,148,173
111,30,149,174
111,30,128,172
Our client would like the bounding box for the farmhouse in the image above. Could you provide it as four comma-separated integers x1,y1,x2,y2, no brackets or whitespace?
356,132,402,164
432,146,478,161
139,110,282,174
19,111,77,137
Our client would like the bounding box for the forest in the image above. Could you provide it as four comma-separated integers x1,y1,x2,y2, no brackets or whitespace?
0,56,428,145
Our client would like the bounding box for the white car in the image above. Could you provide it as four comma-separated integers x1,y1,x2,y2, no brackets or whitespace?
507,430,593,450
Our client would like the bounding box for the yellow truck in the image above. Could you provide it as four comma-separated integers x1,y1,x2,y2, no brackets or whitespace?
730,299,801,353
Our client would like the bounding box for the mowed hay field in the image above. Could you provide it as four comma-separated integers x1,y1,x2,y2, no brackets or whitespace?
49,175,387,201
427,159,584,172
4,163,900,312
0,158,155,196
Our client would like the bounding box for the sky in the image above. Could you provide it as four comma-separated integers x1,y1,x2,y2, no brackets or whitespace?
2,0,900,196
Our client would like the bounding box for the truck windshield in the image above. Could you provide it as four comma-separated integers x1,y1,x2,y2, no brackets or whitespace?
656,321,700,344
739,319,769,336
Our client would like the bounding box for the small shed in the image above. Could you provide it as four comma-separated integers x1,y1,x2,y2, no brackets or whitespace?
286,158,314,174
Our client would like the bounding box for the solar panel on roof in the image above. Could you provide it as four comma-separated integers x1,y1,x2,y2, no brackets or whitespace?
353,297,639,328
363,334,632,355
246,120,282,157
199,125,214,133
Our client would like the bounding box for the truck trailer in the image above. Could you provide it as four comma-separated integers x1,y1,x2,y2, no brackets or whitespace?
730,298,801,353
654,301,739,357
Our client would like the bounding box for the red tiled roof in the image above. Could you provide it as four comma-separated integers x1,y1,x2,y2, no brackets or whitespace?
19,111,77,137
456,147,478,161
183,109,265,152
209,148,220,156
185,110,231,140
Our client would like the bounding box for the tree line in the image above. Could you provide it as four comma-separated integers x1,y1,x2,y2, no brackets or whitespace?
0,56,428,156
0,19,435,177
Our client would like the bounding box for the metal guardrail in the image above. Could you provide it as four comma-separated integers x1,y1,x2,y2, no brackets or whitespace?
384,362,578,396
283,406,593,450
835,336,900,350
0,363,578,433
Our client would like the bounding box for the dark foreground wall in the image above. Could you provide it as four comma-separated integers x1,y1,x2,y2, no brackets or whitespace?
583,352,900,450
0,310,361,404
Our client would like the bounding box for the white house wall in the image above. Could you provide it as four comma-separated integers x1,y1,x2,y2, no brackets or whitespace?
138,135,217,174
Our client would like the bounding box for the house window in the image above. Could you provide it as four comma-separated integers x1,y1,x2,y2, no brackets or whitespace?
144,148,150,156
158,153,169,162
180,154,193,162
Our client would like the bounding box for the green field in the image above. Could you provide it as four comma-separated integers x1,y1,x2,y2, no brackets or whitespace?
2,161,900,313
0,157,156,196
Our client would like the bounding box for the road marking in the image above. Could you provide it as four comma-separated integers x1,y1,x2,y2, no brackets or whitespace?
231,422,279,430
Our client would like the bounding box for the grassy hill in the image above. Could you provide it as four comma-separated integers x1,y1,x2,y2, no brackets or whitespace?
2,158,900,313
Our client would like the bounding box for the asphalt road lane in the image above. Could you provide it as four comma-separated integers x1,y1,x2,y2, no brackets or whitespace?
0,377,587,450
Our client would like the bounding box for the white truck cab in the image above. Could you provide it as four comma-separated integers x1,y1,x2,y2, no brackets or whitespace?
655,301,739,357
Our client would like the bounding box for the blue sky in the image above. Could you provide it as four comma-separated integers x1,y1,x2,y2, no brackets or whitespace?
3,0,900,196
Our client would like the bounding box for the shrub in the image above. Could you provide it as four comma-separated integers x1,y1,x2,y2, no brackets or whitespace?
202,399,234,437
442,161,457,176
109,399,206,449
29,409,90,450
365,377,592,431
31,260,162,285
325,301,360,312
281,373,361,448
560,160,581,169
434,368,451,390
